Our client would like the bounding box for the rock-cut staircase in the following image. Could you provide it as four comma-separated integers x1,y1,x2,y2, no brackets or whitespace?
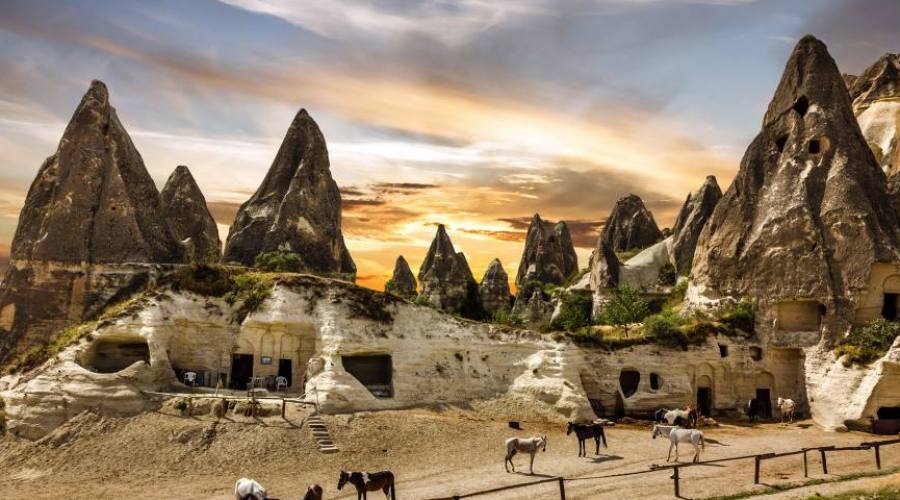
307,413,339,453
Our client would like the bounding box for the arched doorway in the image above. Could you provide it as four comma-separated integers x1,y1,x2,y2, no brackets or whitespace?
696,374,713,416
755,371,775,418
881,275,900,320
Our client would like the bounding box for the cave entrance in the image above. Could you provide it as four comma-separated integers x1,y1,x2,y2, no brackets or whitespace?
756,388,772,419
882,294,899,321
343,354,393,398
83,338,150,373
874,407,900,435
278,359,293,388
697,387,713,416
619,370,640,398
230,354,254,390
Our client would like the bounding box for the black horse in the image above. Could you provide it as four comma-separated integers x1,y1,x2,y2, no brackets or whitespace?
338,470,396,500
566,421,608,457
747,398,761,423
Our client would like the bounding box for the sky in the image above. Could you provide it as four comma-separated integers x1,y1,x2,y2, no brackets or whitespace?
0,0,898,290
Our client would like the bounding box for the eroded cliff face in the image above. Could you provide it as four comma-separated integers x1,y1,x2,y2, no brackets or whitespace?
0,275,595,439
223,109,355,279
160,166,221,265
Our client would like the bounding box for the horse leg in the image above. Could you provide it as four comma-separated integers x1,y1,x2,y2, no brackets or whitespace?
674,442,680,462
595,437,600,455
667,442,673,462
580,438,586,457
529,452,535,474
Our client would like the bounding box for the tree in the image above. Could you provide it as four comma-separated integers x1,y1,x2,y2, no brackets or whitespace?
599,285,650,336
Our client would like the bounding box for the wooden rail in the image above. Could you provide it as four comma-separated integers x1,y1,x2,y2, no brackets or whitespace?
424,437,900,500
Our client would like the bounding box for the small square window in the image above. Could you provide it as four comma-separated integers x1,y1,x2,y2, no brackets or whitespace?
718,344,728,357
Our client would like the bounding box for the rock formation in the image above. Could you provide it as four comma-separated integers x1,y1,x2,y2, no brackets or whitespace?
479,258,512,316
690,35,900,333
160,165,221,264
222,109,355,280
589,240,620,291
846,54,900,216
0,80,182,367
600,194,662,252
417,225,478,314
514,214,578,288
385,256,417,299
670,176,722,273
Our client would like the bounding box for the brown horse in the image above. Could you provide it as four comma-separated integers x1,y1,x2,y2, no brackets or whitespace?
338,470,396,500
301,484,323,500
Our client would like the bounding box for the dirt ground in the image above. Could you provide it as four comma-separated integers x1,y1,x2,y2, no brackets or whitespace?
1,405,898,500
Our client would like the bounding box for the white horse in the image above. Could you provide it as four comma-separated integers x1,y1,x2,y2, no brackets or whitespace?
235,478,268,500
652,424,705,463
504,435,547,474
777,397,796,423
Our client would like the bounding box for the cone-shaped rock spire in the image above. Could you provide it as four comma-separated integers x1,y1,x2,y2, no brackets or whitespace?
479,258,512,316
417,225,478,314
223,109,355,279
514,214,578,287
691,36,900,325
671,175,722,272
10,80,182,264
160,165,221,264
386,255,417,299
600,194,662,252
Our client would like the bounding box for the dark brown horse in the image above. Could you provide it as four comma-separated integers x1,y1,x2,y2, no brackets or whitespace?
302,484,323,500
338,470,396,500
566,422,608,457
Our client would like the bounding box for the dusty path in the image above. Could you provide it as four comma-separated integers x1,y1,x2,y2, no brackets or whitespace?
0,408,897,499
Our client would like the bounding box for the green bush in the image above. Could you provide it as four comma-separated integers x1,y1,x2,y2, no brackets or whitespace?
597,286,650,336
718,298,755,333
551,293,593,331
835,319,900,366
254,250,303,273
413,294,433,308
662,279,689,311
643,310,688,348
224,273,274,323
657,263,678,287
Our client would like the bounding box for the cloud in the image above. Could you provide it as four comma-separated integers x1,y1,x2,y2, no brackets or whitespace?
218,0,550,46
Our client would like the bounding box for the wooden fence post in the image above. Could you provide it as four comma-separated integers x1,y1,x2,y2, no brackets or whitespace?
281,398,286,418
558,477,566,500
802,450,808,477
672,466,680,498
754,455,761,484
820,449,828,475
874,444,882,470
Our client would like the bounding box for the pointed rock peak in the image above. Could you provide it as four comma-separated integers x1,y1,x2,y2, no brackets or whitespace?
849,52,900,111
222,106,355,278
164,165,198,189
763,35,854,127
589,238,620,290
515,215,578,287
671,175,723,272
386,255,417,299
601,194,662,252
484,258,506,277
690,35,900,318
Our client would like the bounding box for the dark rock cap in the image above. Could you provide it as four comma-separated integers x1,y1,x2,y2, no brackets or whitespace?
671,175,722,273
599,194,662,252
417,225,478,314
223,108,355,278
160,165,222,264
386,255,417,299
691,35,900,315
514,214,578,287
10,80,183,264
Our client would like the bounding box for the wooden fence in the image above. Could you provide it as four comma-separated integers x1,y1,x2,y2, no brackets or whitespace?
141,387,319,418
427,437,900,500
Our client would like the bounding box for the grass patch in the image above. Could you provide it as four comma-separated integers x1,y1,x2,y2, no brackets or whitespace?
224,273,275,323
701,467,900,500
835,318,900,366
491,309,523,327
615,247,644,262
550,292,593,331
